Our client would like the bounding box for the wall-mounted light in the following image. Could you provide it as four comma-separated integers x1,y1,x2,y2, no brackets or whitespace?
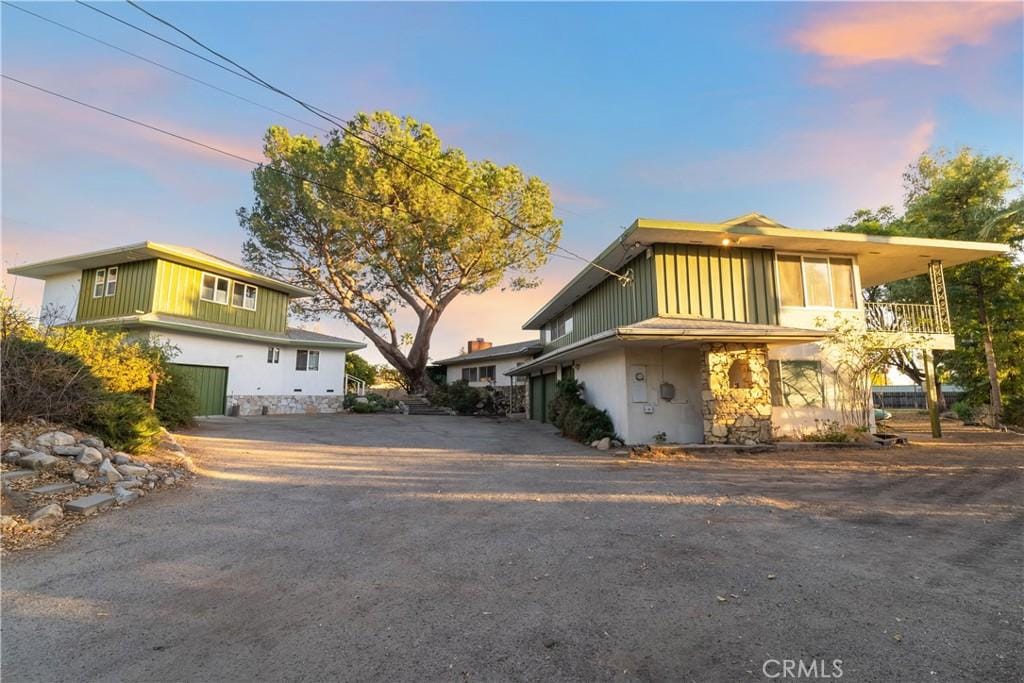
721,238,732,247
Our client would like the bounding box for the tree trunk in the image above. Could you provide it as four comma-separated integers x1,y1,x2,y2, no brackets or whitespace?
977,281,1002,426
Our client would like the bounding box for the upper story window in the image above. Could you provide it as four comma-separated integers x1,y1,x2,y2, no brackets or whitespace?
296,349,319,371
777,254,857,309
200,273,231,305
546,311,573,342
232,282,258,311
92,267,118,298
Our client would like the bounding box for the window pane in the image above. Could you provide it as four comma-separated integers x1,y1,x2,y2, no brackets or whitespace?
802,258,832,307
296,350,308,371
94,269,106,297
777,255,804,307
462,368,472,381
201,274,216,301
105,267,118,296
480,366,496,381
830,258,856,309
244,285,257,310
214,277,229,304
308,351,319,371
781,361,824,407
232,282,245,307
267,347,277,363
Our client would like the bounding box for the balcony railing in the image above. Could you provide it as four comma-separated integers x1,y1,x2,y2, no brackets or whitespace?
864,302,951,335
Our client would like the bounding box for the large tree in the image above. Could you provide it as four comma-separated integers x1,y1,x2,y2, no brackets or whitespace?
239,112,561,391
833,149,1024,425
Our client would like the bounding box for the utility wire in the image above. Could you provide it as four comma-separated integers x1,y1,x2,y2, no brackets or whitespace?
122,0,619,279
2,1,331,134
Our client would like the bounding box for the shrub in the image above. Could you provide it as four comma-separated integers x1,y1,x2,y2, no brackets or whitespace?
548,377,616,444
44,326,159,393
345,352,377,386
443,380,484,415
350,401,375,414
0,335,105,425
951,400,977,424
344,392,398,413
84,393,163,453
800,419,850,443
153,365,198,429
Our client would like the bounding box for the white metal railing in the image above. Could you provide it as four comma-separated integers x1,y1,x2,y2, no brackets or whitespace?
864,302,951,335
345,374,367,396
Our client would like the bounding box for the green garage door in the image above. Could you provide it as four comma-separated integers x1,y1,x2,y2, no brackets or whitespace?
529,372,558,423
169,363,228,416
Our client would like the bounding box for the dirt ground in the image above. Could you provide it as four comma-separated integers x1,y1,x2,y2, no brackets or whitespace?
2,412,1021,681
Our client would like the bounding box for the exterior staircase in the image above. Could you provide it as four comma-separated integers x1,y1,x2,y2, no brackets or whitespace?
403,396,451,416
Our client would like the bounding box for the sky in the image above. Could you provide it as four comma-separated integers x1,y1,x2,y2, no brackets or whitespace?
2,1,1022,364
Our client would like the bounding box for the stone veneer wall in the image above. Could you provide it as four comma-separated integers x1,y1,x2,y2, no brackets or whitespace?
230,394,345,416
700,342,773,444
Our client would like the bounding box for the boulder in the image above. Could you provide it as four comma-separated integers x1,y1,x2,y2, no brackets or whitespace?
595,437,611,451
3,451,22,464
35,431,76,448
80,437,104,449
116,464,149,478
76,447,103,467
113,486,138,504
118,478,143,489
98,459,122,484
18,452,59,471
53,445,85,457
71,468,92,484
112,453,132,466
28,503,64,528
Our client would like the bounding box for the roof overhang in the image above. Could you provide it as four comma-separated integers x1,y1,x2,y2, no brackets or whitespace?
523,218,1010,329
7,241,316,298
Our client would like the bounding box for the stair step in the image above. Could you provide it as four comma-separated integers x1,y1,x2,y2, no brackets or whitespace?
30,482,78,496
65,493,117,515
1,470,37,482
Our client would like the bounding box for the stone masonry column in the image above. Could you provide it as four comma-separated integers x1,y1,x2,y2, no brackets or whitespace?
700,342,773,444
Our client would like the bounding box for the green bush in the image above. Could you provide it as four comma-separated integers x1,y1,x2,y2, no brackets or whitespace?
951,400,977,423
44,326,160,393
800,419,851,443
444,380,484,415
154,365,198,429
84,393,163,453
0,335,105,425
350,401,376,414
548,377,616,444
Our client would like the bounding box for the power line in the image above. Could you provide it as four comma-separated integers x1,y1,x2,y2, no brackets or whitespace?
2,1,331,134
122,0,616,277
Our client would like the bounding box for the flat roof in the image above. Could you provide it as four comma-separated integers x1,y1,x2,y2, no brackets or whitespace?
523,214,1011,329
7,241,316,298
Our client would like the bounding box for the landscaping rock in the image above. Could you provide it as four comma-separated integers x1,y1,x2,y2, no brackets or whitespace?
76,447,103,466
0,470,37,482
65,493,116,515
80,437,104,449
35,431,76,448
1,515,18,532
18,452,59,471
112,453,132,466
98,459,122,483
113,486,139,504
28,503,63,528
595,437,611,451
3,451,22,464
53,445,85,457
30,482,77,496
116,464,149,478
71,468,91,484
118,478,143,489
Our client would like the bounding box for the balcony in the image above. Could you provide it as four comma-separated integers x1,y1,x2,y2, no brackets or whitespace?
864,302,951,335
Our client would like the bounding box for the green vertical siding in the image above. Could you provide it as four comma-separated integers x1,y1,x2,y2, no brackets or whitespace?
652,244,778,325
169,363,228,416
77,260,157,321
544,252,658,352
152,260,288,332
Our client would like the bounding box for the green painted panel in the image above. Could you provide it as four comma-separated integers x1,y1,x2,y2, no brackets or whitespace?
653,245,778,325
77,260,157,322
152,260,288,332
169,363,227,416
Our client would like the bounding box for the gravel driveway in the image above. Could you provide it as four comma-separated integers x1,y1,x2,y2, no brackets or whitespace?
3,414,1021,681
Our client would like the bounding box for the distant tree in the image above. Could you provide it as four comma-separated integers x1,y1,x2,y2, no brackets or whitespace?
239,112,561,392
344,352,376,386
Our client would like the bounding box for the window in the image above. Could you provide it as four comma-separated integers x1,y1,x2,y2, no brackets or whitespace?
778,255,858,309
769,360,825,407
267,347,280,364
547,311,574,341
232,282,258,311
296,349,319,371
462,367,478,382
479,365,496,382
105,267,118,296
201,273,230,305
93,269,106,298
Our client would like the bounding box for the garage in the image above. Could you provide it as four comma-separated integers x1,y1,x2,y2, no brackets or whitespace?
529,372,557,423
168,363,228,416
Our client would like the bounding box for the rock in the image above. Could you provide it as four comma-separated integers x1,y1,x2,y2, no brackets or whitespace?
590,440,600,448
116,464,148,478
65,493,116,515
80,437,104,449
144,474,160,483
28,503,64,528
611,439,624,448
734,414,755,428
146,481,155,490
118,478,143,489
0,470,37,482
355,396,369,404
112,453,132,465
596,437,611,451
76,447,103,466
1,515,18,532
98,459,122,483
711,424,728,438
71,467,91,484
113,486,138,504
35,431,76,448
18,452,59,471
30,482,77,496
3,451,22,464
53,445,85,457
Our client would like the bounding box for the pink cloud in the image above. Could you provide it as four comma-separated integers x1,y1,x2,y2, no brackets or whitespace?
549,184,607,213
791,2,1023,67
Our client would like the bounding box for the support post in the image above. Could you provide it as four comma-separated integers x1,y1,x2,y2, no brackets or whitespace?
149,372,159,410
929,260,951,334
922,349,942,438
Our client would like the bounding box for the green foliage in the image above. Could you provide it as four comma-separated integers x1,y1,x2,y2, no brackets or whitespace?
344,352,377,385
800,420,851,443
442,380,484,415
350,401,375,414
0,335,105,425
951,400,976,423
153,365,198,429
84,393,163,453
239,112,561,391
44,326,160,394
548,377,615,444
343,392,398,413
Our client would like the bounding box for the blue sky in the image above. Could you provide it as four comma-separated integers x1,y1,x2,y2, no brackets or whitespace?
3,1,1022,363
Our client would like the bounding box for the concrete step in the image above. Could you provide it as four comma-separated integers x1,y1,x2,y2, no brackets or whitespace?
30,482,78,496
407,407,451,415
1,470,38,482
65,493,117,515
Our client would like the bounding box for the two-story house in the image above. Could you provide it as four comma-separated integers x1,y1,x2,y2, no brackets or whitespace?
8,242,365,416
508,213,1009,445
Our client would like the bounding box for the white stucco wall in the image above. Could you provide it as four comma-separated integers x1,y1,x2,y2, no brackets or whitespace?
572,348,630,443
622,347,705,444
151,330,347,398
446,355,531,388
40,272,81,323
